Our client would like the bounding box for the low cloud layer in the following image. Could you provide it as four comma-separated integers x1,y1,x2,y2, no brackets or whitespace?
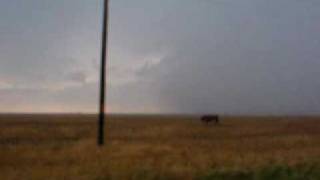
108,0,320,115
1,0,320,114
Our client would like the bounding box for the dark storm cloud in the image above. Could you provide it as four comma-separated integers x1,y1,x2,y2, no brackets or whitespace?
108,0,320,114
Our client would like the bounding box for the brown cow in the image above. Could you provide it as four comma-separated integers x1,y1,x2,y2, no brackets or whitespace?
201,115,219,125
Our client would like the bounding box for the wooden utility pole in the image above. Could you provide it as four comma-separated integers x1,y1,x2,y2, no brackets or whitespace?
98,0,109,146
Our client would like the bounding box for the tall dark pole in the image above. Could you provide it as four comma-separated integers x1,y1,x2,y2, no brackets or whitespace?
98,0,109,146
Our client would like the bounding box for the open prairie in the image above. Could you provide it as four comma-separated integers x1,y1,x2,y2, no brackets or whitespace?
0,114,320,179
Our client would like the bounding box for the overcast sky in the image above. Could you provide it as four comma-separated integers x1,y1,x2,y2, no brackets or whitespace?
1,0,320,115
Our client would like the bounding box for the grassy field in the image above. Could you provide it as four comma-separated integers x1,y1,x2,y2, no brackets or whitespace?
0,114,320,179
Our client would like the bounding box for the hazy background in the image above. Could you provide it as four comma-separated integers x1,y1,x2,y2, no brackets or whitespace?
0,0,320,115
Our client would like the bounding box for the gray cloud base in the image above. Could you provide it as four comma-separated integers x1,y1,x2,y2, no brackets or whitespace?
1,0,320,114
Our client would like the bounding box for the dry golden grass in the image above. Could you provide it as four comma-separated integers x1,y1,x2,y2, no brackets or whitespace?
0,114,320,179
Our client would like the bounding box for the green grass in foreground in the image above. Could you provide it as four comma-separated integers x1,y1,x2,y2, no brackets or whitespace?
93,164,320,180
197,164,320,180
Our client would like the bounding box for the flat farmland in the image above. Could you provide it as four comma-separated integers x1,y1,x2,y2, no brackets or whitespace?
0,114,320,179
